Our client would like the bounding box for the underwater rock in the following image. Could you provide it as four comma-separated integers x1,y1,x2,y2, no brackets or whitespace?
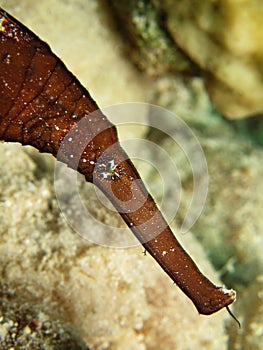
161,0,263,119
196,134,263,287
229,275,263,350
0,283,87,350
101,0,195,76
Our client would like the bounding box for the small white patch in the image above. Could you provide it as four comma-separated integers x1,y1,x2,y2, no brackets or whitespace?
221,287,236,298
97,159,120,181
4,53,11,64
109,159,115,169
54,125,60,131
101,172,108,179
162,251,167,256
0,17,6,32
68,137,73,142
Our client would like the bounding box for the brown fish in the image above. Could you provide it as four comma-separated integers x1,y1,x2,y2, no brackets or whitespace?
0,8,237,316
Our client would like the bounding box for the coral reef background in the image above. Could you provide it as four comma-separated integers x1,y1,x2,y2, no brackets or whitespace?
0,0,263,349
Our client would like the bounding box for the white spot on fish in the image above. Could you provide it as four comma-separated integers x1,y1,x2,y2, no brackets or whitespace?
0,17,6,32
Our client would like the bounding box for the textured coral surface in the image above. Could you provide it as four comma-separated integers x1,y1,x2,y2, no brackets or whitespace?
162,0,263,119
1,0,263,349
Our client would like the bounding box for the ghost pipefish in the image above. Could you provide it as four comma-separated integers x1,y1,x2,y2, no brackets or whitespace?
0,8,237,317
